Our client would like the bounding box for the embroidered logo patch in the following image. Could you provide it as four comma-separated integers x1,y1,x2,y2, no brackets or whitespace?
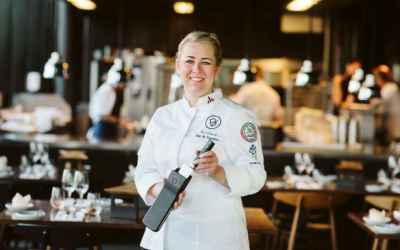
207,96,215,104
241,122,257,142
205,115,221,129
249,145,257,159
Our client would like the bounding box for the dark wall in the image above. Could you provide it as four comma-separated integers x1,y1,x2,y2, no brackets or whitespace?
85,0,324,60
1,0,400,112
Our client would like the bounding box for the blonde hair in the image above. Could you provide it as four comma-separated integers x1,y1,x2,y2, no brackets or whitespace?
176,31,223,66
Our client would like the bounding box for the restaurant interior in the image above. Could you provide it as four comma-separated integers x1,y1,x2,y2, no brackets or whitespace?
1,0,400,249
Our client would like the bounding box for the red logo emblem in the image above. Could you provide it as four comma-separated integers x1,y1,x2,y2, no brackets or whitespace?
207,96,214,104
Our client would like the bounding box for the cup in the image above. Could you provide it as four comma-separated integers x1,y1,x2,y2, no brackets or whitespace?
87,192,102,216
50,187,63,209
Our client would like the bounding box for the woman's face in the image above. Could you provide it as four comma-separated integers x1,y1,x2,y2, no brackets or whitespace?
176,42,221,100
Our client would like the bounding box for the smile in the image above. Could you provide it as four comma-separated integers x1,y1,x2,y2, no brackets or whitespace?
189,77,204,82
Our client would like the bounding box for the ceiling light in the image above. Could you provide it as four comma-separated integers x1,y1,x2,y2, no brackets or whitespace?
68,0,96,10
286,0,321,12
174,2,194,14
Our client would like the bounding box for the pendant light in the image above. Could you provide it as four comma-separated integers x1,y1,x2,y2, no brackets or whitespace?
232,0,257,85
43,0,69,79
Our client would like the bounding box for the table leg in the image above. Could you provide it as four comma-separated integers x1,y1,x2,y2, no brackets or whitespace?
381,239,388,250
372,238,379,250
0,224,5,246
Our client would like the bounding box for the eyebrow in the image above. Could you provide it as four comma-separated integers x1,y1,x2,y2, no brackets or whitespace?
184,56,213,61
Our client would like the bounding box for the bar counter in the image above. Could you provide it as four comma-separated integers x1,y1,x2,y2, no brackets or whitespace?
0,133,396,191
0,133,398,160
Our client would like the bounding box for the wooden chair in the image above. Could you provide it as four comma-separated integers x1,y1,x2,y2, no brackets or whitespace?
272,192,350,250
365,195,400,211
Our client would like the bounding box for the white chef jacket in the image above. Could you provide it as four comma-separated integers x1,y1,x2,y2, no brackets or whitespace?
135,89,267,250
380,83,400,142
233,80,282,127
88,83,116,124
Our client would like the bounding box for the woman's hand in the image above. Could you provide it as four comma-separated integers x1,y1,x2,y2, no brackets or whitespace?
193,150,219,177
193,150,229,188
148,178,186,210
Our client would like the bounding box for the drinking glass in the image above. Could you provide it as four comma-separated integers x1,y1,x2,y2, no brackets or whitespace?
50,187,63,208
74,170,89,200
62,168,76,198
87,192,102,216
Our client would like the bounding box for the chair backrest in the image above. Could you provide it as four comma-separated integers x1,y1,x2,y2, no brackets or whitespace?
365,195,400,211
273,192,350,209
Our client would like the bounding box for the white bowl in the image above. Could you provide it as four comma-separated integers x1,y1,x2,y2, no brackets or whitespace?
363,216,391,225
373,223,400,234
15,210,45,220
5,203,33,212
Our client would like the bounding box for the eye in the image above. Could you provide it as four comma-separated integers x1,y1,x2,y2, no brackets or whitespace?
186,60,194,64
202,61,211,65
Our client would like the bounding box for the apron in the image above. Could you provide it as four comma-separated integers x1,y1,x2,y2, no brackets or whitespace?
92,87,124,140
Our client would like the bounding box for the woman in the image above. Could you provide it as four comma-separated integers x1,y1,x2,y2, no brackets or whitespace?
134,31,267,250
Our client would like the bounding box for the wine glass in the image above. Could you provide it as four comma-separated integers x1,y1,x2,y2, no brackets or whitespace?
87,192,102,216
50,187,63,208
62,168,76,198
74,170,89,200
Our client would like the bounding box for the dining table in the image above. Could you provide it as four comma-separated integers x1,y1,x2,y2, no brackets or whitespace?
0,200,277,250
263,176,400,196
0,199,147,249
347,212,400,250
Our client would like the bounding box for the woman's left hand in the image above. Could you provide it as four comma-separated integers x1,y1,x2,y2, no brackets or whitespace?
193,150,219,178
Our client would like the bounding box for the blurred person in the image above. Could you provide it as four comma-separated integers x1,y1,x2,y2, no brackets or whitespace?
372,65,400,143
87,60,134,140
134,31,266,250
230,66,283,127
331,60,362,115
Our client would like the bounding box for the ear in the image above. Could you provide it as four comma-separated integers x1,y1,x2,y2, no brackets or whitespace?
175,58,180,72
215,63,222,75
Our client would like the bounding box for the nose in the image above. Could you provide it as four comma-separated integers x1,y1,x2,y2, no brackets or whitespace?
192,62,201,73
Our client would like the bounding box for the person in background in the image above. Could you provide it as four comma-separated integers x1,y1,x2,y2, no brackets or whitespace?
87,59,134,140
230,65,283,127
331,60,362,115
372,65,400,143
134,31,266,250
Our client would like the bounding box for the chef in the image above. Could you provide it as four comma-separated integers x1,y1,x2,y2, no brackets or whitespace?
134,31,267,250
87,58,133,140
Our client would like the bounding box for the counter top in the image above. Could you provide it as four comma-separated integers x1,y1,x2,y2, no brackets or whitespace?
0,133,399,160
0,133,143,152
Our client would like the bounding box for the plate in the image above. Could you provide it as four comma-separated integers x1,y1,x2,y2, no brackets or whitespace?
363,216,391,225
373,224,400,234
15,210,45,220
5,203,33,212
100,198,123,207
266,181,284,189
366,184,388,192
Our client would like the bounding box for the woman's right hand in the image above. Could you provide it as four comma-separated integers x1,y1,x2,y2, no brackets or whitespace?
147,178,186,210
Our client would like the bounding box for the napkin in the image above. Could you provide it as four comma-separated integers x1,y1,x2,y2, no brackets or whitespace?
53,210,86,222
369,208,385,221
295,181,322,190
12,193,31,207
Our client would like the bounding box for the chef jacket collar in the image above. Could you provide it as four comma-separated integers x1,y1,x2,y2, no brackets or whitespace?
182,88,223,108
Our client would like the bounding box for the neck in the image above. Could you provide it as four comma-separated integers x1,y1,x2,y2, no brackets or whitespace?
185,89,213,107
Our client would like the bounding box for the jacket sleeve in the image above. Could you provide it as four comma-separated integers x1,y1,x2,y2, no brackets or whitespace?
221,109,267,197
134,110,163,206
